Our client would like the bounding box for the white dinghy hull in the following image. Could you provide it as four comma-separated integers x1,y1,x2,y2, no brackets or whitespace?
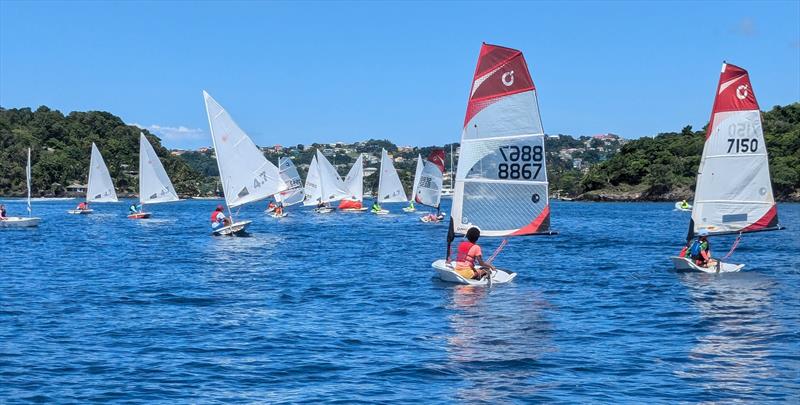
670,256,744,273
67,209,93,215
431,259,517,285
0,217,41,228
340,207,368,212
372,209,389,215
674,202,692,211
314,207,334,214
270,212,288,218
212,220,251,236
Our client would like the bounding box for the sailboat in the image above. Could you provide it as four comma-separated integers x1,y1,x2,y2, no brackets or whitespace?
403,155,423,213
270,156,304,217
414,150,447,222
374,148,407,214
68,143,117,214
431,43,556,285
203,90,285,235
1,148,41,228
671,62,784,273
129,133,180,219
303,150,348,213
340,155,367,211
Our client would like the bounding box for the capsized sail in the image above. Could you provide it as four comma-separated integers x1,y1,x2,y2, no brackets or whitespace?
139,133,179,205
343,154,364,202
691,63,781,236
87,143,118,202
275,156,304,206
414,150,446,208
203,91,284,208
451,43,550,236
315,150,349,202
303,156,323,206
377,148,407,203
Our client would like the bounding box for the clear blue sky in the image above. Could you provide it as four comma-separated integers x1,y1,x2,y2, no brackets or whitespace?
1,1,798,149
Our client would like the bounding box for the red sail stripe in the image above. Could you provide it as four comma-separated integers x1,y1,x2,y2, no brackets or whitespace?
426,150,446,173
510,205,550,236
706,63,761,140
741,205,779,233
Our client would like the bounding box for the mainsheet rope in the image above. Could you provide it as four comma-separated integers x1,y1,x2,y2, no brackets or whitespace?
721,233,743,260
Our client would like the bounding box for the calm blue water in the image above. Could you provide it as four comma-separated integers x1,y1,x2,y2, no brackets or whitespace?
1,199,798,403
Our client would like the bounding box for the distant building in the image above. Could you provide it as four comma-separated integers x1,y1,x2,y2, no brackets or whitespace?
394,156,405,163
66,183,87,194
592,133,620,141
198,147,211,153
364,167,378,177
572,158,583,169
170,150,187,156
322,148,335,156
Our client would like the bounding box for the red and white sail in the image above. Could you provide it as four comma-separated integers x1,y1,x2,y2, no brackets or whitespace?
691,63,780,235
413,150,446,208
451,43,550,236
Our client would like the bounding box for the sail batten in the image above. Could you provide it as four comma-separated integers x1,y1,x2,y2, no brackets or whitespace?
691,63,780,236
451,43,550,236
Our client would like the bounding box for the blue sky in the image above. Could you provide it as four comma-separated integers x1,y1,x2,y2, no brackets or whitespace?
1,1,798,149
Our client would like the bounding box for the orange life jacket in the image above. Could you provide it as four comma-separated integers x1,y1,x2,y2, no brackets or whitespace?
456,241,477,267
210,209,222,223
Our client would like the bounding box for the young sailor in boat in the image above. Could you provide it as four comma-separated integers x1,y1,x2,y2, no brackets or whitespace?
210,205,231,230
76,201,89,211
129,203,141,214
0,204,6,220
686,230,716,268
267,201,277,212
453,227,495,280
406,201,415,211
274,203,284,216
371,201,382,212
679,199,690,209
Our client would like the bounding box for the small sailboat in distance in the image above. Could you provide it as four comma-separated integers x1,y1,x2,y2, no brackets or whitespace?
339,154,367,211
374,148,407,214
203,90,286,235
671,62,784,273
129,133,180,219
403,154,423,213
432,43,556,285
303,150,349,213
68,143,117,214
1,148,41,228
270,156,304,217
415,150,447,222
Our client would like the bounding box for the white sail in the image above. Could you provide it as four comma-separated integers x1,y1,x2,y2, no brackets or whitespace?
377,148,407,203
275,156,304,206
315,150,349,202
451,43,550,237
139,133,179,205
26,148,32,215
303,156,323,206
416,152,445,208
203,91,284,208
691,63,780,235
343,154,364,202
410,154,423,202
87,143,118,203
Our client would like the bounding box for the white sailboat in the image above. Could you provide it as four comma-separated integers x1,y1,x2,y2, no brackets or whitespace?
340,155,367,211
303,150,348,213
671,62,783,273
1,148,41,228
374,148,407,214
415,150,447,222
68,143,117,214
129,133,180,219
270,156,304,217
432,43,555,285
203,90,285,235
403,155,424,213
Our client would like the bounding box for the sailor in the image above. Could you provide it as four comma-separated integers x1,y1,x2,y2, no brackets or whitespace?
76,201,89,211
454,227,495,280
680,199,690,209
267,201,277,212
274,203,284,216
0,204,6,220
129,203,141,214
210,205,230,229
688,229,716,268
407,200,415,210
371,201,382,212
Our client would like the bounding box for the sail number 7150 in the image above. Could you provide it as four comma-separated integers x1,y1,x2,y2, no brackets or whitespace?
497,145,543,180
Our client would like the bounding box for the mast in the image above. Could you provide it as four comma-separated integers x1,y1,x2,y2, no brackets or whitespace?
26,148,32,217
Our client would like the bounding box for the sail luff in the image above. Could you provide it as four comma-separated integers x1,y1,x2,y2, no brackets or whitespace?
411,154,423,202
26,148,32,216
690,63,780,235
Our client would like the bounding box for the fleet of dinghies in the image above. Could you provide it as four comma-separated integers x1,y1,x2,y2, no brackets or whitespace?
2,45,787,281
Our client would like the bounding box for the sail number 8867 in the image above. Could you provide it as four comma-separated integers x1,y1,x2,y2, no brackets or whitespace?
498,145,543,180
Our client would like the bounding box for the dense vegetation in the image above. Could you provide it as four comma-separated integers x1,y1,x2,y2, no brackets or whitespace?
0,106,212,197
580,103,800,200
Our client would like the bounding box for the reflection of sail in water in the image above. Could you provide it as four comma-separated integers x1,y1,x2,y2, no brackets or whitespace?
676,273,778,396
445,285,553,402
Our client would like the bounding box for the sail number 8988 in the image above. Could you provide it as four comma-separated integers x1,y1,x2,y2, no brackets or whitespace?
498,145,543,180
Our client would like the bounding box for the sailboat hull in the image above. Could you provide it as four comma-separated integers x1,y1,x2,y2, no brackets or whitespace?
674,202,692,211
431,259,516,285
67,209,93,215
127,212,151,219
670,256,744,273
212,220,251,236
340,207,368,212
0,217,41,228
